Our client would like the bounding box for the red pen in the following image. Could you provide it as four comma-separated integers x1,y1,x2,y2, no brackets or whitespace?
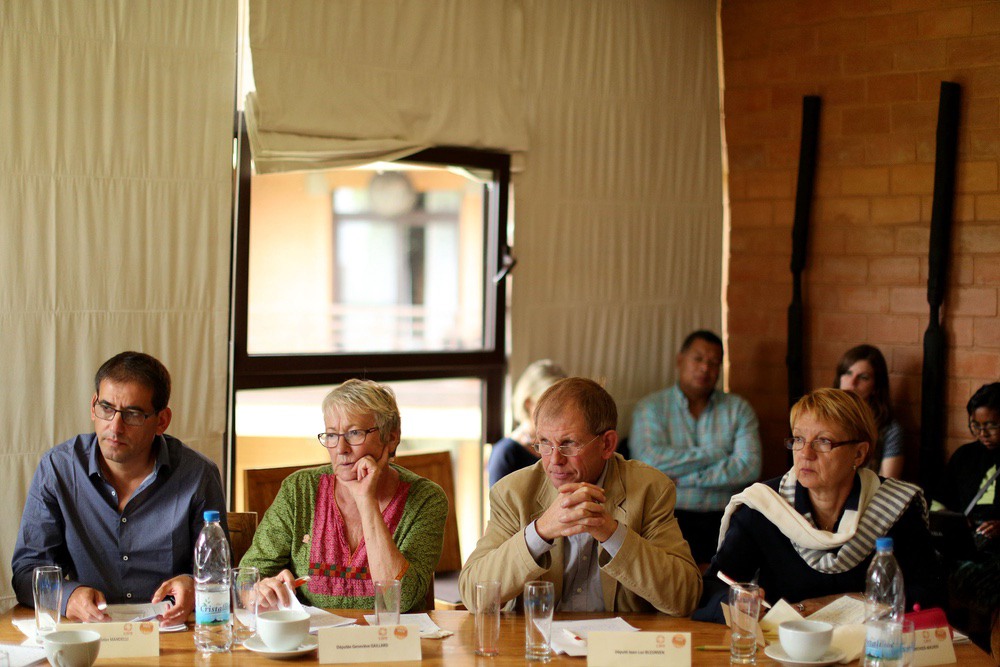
292,575,311,588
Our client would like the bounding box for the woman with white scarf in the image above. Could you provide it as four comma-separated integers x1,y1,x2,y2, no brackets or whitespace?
695,388,942,621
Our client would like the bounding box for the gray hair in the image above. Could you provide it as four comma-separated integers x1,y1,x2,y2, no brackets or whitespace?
322,379,401,444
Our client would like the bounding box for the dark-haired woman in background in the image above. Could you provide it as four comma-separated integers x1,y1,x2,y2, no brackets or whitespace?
836,344,903,478
935,383,1000,552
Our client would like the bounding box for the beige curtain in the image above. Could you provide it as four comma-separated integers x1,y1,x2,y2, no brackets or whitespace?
510,1,724,424
0,0,237,611
245,0,724,427
246,0,530,172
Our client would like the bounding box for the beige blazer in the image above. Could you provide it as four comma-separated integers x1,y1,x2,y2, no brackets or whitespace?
459,454,702,616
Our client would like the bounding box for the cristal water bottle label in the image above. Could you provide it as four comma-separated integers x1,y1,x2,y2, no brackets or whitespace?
865,622,902,661
195,589,230,626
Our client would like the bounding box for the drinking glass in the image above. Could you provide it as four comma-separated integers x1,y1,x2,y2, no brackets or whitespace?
373,580,401,626
33,566,63,639
900,620,916,667
474,580,501,656
524,580,554,662
231,566,260,645
729,582,760,665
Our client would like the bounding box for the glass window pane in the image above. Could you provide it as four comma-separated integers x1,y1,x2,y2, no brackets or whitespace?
234,378,484,563
247,165,486,355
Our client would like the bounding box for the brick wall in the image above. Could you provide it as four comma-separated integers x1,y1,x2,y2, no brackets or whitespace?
721,0,1000,480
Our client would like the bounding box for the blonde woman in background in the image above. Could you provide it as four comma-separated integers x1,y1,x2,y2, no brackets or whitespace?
487,359,567,486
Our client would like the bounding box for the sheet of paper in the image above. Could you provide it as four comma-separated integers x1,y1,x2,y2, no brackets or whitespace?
831,623,866,663
807,596,866,626
303,605,356,633
101,602,170,623
549,617,639,657
758,598,804,634
587,631,691,667
0,642,47,667
362,612,439,636
11,618,38,640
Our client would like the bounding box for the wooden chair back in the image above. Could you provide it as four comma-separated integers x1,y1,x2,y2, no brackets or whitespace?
244,465,307,519
227,511,258,566
393,451,462,573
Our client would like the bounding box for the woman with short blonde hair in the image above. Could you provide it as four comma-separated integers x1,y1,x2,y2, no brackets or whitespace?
696,388,941,620
242,379,447,612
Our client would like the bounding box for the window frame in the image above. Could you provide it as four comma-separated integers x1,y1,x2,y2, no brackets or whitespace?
230,121,509,460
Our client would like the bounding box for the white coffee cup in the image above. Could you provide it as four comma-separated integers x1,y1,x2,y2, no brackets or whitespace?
779,619,834,661
256,610,310,651
41,630,101,667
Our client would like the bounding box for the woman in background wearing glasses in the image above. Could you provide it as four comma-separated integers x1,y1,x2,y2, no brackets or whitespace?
934,383,1000,552
240,379,447,612
696,388,941,620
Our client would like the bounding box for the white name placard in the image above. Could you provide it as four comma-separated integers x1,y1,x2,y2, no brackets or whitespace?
912,626,956,667
318,624,421,664
57,620,160,658
587,631,691,667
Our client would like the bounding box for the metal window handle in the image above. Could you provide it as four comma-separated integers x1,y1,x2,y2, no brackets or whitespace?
493,253,517,284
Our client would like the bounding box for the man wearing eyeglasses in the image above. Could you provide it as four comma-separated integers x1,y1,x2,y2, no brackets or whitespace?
11,351,227,623
459,377,702,615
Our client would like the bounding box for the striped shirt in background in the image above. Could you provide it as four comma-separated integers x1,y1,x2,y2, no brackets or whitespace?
629,384,761,512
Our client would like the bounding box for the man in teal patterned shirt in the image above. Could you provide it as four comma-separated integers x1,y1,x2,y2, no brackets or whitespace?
630,330,761,563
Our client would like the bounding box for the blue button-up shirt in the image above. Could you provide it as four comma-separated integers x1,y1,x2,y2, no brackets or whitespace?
630,385,761,512
12,433,227,613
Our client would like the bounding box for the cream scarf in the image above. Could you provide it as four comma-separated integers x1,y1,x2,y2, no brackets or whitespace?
717,469,925,574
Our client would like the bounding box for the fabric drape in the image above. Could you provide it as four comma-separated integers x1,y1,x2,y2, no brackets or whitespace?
245,0,724,425
510,1,725,422
0,0,237,611
246,0,529,173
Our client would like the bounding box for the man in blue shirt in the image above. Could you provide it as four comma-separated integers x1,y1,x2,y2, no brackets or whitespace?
630,330,761,563
11,351,227,624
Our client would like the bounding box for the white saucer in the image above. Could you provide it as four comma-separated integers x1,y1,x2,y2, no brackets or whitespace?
244,634,319,659
764,644,844,666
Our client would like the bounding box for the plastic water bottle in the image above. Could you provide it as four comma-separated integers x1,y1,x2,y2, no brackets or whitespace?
194,510,232,653
863,536,905,666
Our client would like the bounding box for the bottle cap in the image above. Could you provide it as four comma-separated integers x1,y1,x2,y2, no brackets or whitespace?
876,536,893,551
203,510,221,522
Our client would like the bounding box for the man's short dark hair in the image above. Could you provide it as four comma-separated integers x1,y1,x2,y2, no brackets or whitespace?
967,383,1000,416
94,351,172,412
534,377,617,435
679,330,723,354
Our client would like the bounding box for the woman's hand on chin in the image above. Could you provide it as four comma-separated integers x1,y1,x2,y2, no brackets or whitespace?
340,444,391,505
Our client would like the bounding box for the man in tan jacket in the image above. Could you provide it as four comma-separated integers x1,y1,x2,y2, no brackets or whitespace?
460,377,702,615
